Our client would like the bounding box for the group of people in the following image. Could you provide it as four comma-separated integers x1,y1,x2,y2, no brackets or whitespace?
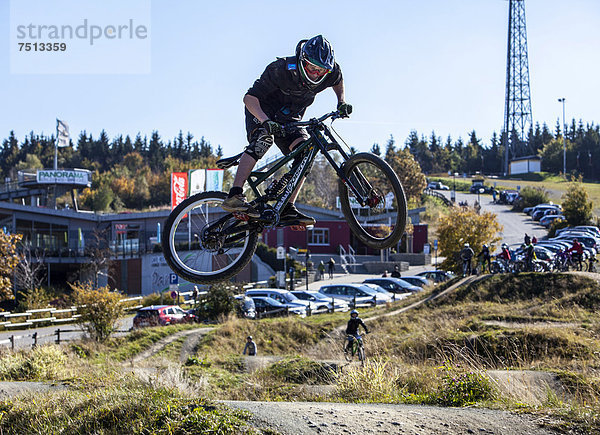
316,258,337,280
459,233,584,275
381,265,402,278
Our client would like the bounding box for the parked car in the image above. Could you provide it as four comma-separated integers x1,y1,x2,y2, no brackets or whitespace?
557,226,600,238
362,277,421,293
396,275,431,288
532,207,560,221
415,270,455,283
318,284,391,306
540,214,565,228
361,283,395,299
291,290,349,312
250,296,306,317
529,203,562,216
245,288,312,310
133,305,195,328
427,181,449,190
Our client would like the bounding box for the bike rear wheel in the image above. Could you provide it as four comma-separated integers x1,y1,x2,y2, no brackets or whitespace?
339,153,407,249
162,191,259,284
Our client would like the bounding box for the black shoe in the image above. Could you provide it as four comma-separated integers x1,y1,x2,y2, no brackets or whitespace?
279,203,316,226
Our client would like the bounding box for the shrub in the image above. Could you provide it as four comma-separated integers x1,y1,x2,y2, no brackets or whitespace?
141,292,170,307
71,282,125,342
562,176,593,226
0,345,69,381
512,186,549,212
334,360,400,402
194,283,240,321
436,363,495,406
548,218,569,237
17,287,52,311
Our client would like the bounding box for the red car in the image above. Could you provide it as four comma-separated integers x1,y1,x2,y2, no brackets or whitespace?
133,305,195,328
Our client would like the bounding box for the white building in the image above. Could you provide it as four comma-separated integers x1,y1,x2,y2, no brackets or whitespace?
510,156,541,175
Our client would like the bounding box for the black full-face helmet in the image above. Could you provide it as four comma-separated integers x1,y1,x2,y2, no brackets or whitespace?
298,35,334,87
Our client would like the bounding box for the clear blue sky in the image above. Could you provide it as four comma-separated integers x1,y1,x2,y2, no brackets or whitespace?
1,0,599,158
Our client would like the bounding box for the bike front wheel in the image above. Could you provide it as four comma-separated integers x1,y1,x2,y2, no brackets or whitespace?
338,153,407,249
161,191,259,284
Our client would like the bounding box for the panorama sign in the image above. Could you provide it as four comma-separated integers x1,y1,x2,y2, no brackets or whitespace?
36,169,91,186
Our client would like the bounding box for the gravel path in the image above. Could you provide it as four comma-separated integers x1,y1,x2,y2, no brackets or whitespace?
224,401,554,435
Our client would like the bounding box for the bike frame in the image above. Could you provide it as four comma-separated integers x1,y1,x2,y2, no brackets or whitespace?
244,112,370,224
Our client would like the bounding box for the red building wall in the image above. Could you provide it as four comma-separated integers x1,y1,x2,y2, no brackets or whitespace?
263,221,351,253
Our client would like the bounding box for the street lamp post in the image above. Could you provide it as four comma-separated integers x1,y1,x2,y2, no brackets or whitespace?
558,98,566,176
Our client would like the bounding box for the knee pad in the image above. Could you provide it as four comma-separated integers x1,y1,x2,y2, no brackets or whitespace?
244,130,273,161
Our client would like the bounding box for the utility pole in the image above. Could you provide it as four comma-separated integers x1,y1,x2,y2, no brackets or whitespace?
558,98,566,176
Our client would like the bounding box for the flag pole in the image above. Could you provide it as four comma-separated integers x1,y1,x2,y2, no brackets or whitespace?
54,119,59,170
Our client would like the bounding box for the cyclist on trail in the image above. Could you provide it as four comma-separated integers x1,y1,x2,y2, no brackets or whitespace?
568,238,584,271
345,309,369,353
460,243,475,276
477,244,491,273
221,35,352,226
243,336,257,356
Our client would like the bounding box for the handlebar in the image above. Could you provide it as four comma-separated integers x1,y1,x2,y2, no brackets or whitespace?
283,110,343,131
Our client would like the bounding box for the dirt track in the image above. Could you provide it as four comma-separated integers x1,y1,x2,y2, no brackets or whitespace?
224,401,554,435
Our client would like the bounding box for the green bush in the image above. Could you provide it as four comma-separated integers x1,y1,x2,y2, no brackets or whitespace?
512,186,549,212
0,345,69,381
436,363,494,406
562,176,594,226
71,282,125,342
548,218,569,238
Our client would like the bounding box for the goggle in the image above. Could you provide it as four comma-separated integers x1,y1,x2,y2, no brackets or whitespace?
302,58,331,77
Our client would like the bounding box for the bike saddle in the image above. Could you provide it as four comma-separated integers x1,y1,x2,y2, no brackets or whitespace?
216,152,243,169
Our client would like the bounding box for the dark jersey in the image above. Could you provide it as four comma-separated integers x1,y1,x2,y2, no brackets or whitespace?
246,56,343,123
346,317,368,335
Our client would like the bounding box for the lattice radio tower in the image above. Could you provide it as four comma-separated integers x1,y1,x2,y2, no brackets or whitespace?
503,0,533,175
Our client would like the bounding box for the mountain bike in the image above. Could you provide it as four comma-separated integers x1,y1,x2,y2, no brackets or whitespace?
162,110,407,284
344,334,365,364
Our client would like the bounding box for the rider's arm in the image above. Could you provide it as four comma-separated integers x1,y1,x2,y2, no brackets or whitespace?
243,94,269,124
332,80,345,104
360,319,369,334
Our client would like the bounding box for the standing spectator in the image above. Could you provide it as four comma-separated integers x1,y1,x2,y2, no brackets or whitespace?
390,265,401,278
492,189,497,203
532,235,537,244
381,270,389,277
460,243,475,277
568,238,584,271
327,258,335,279
318,261,326,280
288,265,296,290
477,244,491,273
243,336,257,356
192,286,199,305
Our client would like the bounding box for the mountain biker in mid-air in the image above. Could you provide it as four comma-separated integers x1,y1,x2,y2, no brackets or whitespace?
345,309,369,353
221,35,352,226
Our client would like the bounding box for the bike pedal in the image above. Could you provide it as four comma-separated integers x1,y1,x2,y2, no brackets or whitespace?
232,212,250,221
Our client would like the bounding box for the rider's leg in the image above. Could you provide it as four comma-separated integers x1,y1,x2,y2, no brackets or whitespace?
280,136,315,225
231,153,257,189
